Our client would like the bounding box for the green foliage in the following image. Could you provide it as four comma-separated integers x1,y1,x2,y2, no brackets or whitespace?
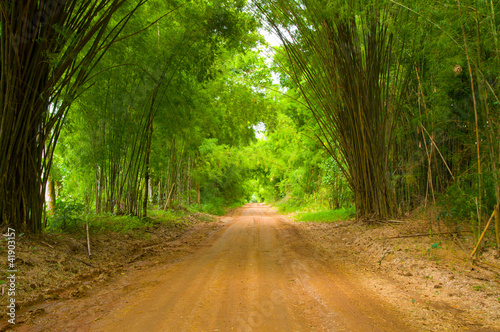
90,215,154,234
194,138,252,213
437,171,498,221
46,200,85,232
248,88,354,213
294,207,356,223
50,1,274,222
46,207,189,234
38,0,500,239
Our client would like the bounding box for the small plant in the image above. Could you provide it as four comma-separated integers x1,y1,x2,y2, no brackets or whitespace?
431,242,441,249
473,284,486,291
46,199,85,232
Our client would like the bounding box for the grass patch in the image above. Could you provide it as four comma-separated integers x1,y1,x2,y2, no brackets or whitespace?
46,208,190,235
148,208,187,222
90,209,191,233
90,214,149,234
272,201,303,214
295,206,355,223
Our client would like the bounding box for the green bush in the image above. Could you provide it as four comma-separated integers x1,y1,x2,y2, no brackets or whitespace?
437,171,497,222
46,199,85,232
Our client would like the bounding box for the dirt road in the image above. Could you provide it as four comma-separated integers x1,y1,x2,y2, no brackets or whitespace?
17,204,413,331
93,204,410,331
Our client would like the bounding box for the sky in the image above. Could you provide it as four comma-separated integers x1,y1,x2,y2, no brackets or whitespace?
252,28,283,140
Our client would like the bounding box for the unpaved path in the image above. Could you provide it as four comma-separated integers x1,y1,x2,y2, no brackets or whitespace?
15,204,413,331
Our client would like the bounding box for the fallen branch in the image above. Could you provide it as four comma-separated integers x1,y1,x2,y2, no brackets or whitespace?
472,258,500,274
69,256,96,268
141,242,164,250
386,231,469,239
378,250,392,265
41,241,54,249
127,252,145,264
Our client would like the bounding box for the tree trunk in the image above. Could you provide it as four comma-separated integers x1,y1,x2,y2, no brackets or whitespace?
496,188,500,250
197,183,201,206
143,100,154,218
48,180,57,216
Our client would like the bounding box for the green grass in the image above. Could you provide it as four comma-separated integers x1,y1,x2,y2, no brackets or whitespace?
273,201,303,214
148,209,187,221
294,206,355,223
90,209,191,233
186,199,247,216
46,208,189,234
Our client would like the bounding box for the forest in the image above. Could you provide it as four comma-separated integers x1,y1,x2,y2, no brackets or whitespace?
1,0,499,251
2,0,500,330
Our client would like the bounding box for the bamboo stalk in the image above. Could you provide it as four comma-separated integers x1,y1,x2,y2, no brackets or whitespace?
0,1,147,233
472,258,500,273
86,221,92,259
257,2,407,221
458,0,483,242
470,210,496,257
495,205,500,249
386,231,469,239
163,183,176,211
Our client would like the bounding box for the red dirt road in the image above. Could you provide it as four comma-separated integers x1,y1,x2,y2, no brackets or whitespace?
17,204,413,331
93,204,409,331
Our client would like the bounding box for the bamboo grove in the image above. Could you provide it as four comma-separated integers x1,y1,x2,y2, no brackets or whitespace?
257,1,410,220
0,0,153,233
0,0,268,232
253,0,500,239
0,0,499,248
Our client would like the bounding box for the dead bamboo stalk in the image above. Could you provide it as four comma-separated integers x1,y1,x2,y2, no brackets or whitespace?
163,183,176,211
41,241,54,249
458,0,483,242
470,210,496,257
386,231,468,239
86,221,92,259
41,239,95,268
415,65,435,207
495,204,500,249
421,125,454,180
473,258,500,271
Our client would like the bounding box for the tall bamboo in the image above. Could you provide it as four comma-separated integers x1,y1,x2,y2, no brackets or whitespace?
258,1,409,220
0,0,146,233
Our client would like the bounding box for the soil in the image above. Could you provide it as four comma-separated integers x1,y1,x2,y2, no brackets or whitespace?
1,204,499,331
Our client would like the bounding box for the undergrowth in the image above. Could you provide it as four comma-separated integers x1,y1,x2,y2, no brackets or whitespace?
46,203,191,234
294,207,355,223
